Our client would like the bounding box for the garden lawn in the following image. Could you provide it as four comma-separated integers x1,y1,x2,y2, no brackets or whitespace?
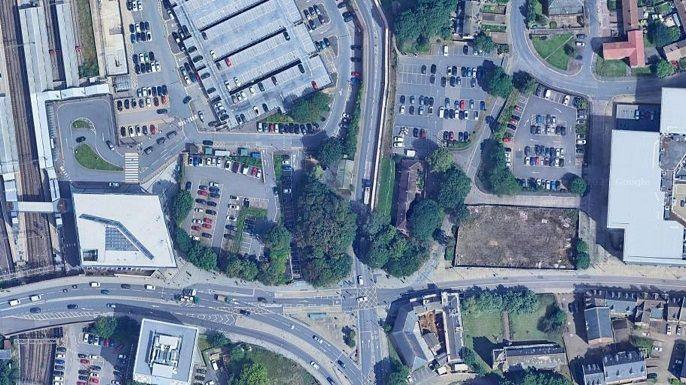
76,0,99,77
509,294,564,344
462,308,504,368
376,156,395,219
595,57,629,77
532,33,573,71
74,144,122,171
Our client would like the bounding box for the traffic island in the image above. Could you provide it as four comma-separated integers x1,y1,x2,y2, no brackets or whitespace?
74,144,122,171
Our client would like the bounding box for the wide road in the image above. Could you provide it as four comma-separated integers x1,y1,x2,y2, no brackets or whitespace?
0,280,362,385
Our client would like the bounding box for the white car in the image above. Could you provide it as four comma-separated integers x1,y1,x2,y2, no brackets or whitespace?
89,282,100,287
356,296,368,303
310,361,320,370
357,275,364,285
144,284,156,290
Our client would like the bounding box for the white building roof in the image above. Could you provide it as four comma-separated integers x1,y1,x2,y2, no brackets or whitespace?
660,88,686,135
607,130,686,264
607,87,686,266
72,193,176,269
133,319,198,385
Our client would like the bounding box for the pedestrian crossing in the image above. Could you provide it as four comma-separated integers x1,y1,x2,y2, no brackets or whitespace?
14,310,105,321
124,152,140,183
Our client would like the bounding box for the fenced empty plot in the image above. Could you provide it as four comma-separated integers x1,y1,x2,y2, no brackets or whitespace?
455,205,578,269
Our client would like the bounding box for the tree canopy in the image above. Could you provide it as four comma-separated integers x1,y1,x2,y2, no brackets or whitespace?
407,199,443,241
294,176,356,286
233,362,268,385
207,330,231,348
386,359,410,385
394,0,456,52
482,66,514,98
436,166,472,211
567,175,587,195
172,190,193,223
93,316,118,339
512,71,537,94
316,137,343,168
479,139,521,195
647,20,681,48
288,91,331,122
654,59,675,78
462,287,539,315
0,360,17,385
538,304,566,334
426,147,454,172
258,224,292,285
474,32,496,53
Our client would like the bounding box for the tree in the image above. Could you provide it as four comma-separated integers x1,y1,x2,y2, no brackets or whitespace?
576,252,590,269
93,316,118,339
567,175,587,195
259,224,292,285
647,20,681,47
479,139,521,196
461,347,486,375
482,66,513,98
473,32,496,53
519,369,573,385
186,244,217,271
316,137,343,168
407,199,443,241
343,327,356,347
426,147,454,172
512,71,537,95
0,360,17,385
288,91,331,122
525,0,543,27
538,304,566,334
207,330,230,347
386,359,409,385
393,0,457,52
113,317,140,345
234,362,268,385
172,190,193,223
294,176,357,286
653,59,675,78
225,256,260,281
436,166,472,210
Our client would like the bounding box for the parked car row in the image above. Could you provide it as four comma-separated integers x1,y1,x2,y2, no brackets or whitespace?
530,124,567,136
518,178,563,192
439,107,479,121
128,21,151,43
256,121,320,135
523,145,566,167
115,94,167,112
125,0,142,11
442,130,470,142
119,124,158,138
187,156,263,180
136,84,168,98
133,52,160,74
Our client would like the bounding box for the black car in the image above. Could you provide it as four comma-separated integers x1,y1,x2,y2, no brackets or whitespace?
106,140,114,150
430,64,436,74
144,146,153,155
156,137,166,145
337,360,346,368
156,108,168,114
29,307,41,313
185,181,192,191
195,199,206,205
90,365,102,371
79,370,89,375
205,209,216,215
463,45,469,54
67,304,78,309
101,289,110,295
420,64,426,74
76,136,86,143
121,284,131,289
201,233,212,239
206,201,217,207
56,347,67,353
79,376,88,381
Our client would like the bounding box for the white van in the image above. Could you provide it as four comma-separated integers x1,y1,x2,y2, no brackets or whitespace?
211,360,219,371
144,284,156,290
30,295,41,302
442,45,449,56
8,299,20,306
404,149,416,157
89,282,100,288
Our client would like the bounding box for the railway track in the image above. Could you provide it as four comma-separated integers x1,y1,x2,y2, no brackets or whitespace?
0,0,54,267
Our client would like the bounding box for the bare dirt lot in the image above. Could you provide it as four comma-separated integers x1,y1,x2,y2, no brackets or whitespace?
455,205,578,269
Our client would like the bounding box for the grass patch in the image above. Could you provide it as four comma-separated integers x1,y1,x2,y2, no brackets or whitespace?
75,0,99,77
509,294,563,344
231,207,268,253
632,66,653,76
219,342,317,385
595,57,629,77
228,155,262,168
482,24,507,32
656,1,673,14
482,4,506,13
532,33,573,71
462,308,504,368
273,154,284,185
376,156,396,219
74,144,122,171
71,118,93,129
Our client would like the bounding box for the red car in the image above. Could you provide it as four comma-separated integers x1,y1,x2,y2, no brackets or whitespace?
77,382,86,385
203,217,213,224
191,225,200,231
250,166,258,176
197,190,208,196
449,131,455,141
90,379,99,384
150,124,156,134
351,71,361,78
459,100,466,110
80,359,89,365
202,223,212,229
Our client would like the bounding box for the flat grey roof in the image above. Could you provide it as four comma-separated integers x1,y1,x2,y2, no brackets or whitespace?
55,2,79,87
661,88,686,135
133,319,198,385
19,4,52,92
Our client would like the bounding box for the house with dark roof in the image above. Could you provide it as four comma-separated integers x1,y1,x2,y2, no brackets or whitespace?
390,292,464,372
582,350,646,385
584,306,614,345
547,0,584,15
491,342,567,372
393,160,424,234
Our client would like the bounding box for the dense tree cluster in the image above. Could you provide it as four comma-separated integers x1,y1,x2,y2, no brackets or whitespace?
524,0,544,27
482,66,514,99
538,304,566,334
294,176,357,286
343,326,356,348
258,224,292,285
172,190,193,223
407,199,443,241
288,91,331,122
175,229,218,270
473,32,496,53
206,330,231,348
512,71,537,95
566,174,588,195
316,137,343,168
93,316,117,339
426,147,454,173
394,0,456,52
436,166,471,211
0,360,17,385
91,316,139,345
233,362,268,385
575,239,590,269
479,139,521,195
462,286,539,315
386,359,410,385
653,59,675,78
647,20,681,48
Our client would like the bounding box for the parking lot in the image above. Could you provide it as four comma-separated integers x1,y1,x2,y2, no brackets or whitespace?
56,324,133,385
180,146,278,252
391,44,496,157
507,86,584,192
